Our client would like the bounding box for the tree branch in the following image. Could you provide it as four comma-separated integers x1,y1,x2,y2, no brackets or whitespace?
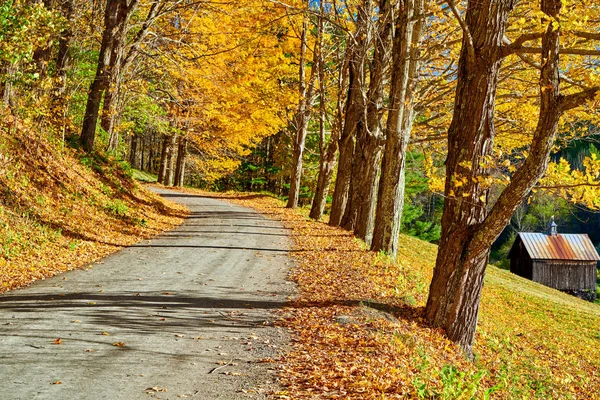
504,45,600,57
446,0,475,65
571,31,600,41
559,86,600,112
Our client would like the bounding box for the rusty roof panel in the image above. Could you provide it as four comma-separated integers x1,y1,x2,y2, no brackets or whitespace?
518,233,600,261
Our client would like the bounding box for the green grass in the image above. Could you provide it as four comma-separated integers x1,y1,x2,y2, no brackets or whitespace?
132,169,157,183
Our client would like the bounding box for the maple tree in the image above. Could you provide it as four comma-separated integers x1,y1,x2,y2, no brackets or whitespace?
425,0,600,357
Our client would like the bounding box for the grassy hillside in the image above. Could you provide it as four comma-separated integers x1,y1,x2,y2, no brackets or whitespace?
199,191,600,399
0,116,186,293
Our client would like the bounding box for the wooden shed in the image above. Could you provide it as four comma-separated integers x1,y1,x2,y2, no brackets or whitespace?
509,224,599,301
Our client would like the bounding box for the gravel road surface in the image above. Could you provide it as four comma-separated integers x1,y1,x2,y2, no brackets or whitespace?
0,188,294,400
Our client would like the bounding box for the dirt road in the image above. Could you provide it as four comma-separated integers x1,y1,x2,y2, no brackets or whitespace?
0,188,294,399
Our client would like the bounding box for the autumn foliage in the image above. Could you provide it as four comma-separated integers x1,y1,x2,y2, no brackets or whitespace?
0,111,185,293
217,192,600,399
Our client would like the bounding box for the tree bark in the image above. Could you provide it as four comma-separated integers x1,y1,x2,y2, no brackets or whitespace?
424,0,584,358
104,1,159,152
287,9,317,209
129,133,138,169
174,136,187,187
164,134,176,186
329,3,370,227
80,0,138,152
345,0,392,245
157,134,169,184
310,1,340,221
371,0,424,256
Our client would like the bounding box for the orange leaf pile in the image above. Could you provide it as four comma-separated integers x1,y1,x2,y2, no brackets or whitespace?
185,188,600,399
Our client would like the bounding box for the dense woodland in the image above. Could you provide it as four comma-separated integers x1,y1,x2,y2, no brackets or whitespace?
1,0,599,358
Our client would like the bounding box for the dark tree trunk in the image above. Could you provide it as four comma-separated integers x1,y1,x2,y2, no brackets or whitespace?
54,0,73,96
371,0,424,256
424,0,586,358
129,133,138,169
80,0,138,152
329,4,369,227
346,0,392,245
51,0,73,133
174,136,187,187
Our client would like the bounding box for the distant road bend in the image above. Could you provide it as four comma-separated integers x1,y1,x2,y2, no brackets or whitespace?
0,187,294,400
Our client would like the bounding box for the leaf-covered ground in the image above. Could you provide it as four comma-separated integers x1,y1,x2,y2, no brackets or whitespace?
0,121,186,293
187,191,600,399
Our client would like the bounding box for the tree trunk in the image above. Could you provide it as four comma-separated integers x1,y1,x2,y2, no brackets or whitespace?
80,0,138,152
54,0,73,97
371,0,424,257
174,136,188,187
164,134,176,186
103,1,159,152
346,0,392,245
329,4,369,227
287,10,317,209
103,82,120,151
129,133,138,169
157,134,169,184
310,2,339,221
424,0,582,358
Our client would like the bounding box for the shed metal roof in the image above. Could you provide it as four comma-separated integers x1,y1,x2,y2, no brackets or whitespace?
516,233,600,261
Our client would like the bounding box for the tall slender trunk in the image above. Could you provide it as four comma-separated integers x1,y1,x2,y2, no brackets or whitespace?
103,1,159,152
157,134,169,184
287,10,317,209
310,2,340,221
371,0,424,256
163,134,176,186
129,133,138,168
174,136,187,187
80,0,138,152
52,0,73,134
310,71,343,220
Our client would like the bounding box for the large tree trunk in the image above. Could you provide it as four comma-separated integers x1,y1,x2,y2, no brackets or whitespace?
80,0,138,152
329,4,370,227
424,0,581,358
174,136,187,187
345,0,392,245
371,0,424,256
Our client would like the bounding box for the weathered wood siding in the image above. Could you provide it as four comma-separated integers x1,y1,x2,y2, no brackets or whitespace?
510,247,533,280
531,260,597,291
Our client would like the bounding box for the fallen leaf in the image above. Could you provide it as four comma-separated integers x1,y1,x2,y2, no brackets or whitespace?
112,342,125,347
53,338,62,345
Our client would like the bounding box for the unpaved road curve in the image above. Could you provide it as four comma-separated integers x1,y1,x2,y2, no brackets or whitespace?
0,188,294,400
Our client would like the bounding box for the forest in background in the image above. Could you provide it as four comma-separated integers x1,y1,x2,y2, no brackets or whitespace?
1,0,600,356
